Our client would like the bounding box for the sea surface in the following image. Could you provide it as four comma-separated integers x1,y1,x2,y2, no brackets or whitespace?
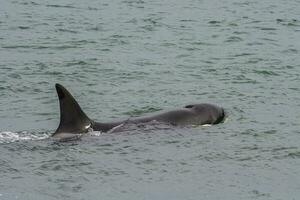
1,0,300,199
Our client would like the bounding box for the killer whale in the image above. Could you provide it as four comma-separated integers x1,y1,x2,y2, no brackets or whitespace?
52,84,226,138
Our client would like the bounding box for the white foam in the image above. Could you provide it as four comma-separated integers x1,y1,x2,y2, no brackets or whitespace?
89,131,103,136
0,131,49,144
201,124,212,127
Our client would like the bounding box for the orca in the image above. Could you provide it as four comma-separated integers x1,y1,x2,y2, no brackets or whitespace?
52,84,226,139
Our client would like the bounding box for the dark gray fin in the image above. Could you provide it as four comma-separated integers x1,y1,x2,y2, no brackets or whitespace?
52,84,93,137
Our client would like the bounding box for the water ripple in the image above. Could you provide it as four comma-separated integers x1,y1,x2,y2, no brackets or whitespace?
1,0,300,199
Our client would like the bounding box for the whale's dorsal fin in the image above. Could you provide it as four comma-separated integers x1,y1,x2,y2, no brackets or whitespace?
52,84,93,137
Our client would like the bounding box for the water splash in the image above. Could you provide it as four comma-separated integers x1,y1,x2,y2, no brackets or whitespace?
0,131,50,144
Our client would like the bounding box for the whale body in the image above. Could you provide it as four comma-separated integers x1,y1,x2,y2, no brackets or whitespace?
52,84,226,138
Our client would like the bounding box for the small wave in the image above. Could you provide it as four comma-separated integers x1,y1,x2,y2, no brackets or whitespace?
208,20,222,25
46,4,76,9
224,36,243,42
276,18,300,27
0,131,50,144
253,70,279,76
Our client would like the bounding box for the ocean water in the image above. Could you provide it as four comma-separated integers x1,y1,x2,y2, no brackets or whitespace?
0,0,300,199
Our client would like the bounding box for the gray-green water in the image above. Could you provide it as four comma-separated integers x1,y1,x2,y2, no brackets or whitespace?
1,0,300,199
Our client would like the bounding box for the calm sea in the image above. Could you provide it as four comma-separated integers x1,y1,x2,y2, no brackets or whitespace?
0,0,300,199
